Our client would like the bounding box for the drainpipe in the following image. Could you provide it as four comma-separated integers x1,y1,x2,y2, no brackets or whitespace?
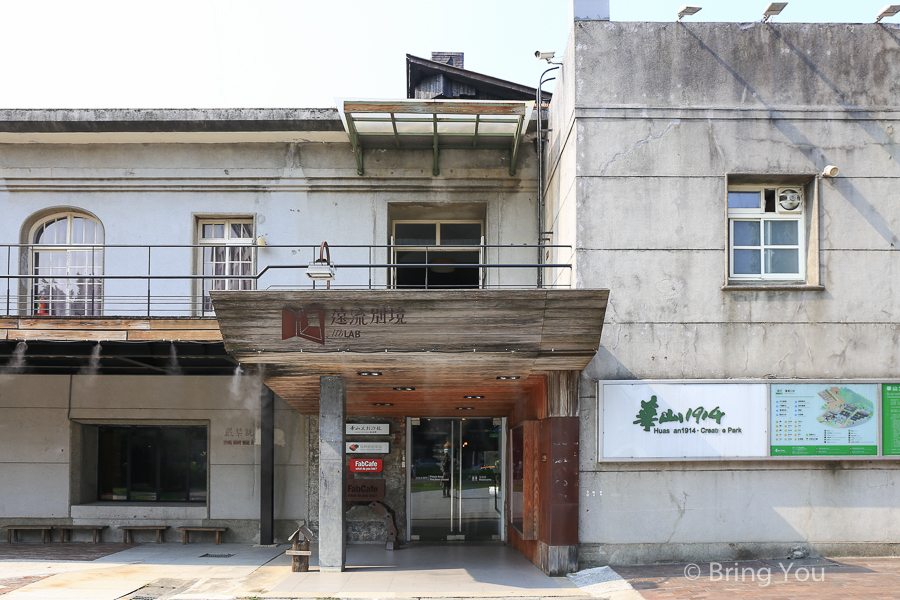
537,66,559,289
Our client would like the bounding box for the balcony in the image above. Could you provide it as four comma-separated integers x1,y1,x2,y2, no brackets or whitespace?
0,242,572,320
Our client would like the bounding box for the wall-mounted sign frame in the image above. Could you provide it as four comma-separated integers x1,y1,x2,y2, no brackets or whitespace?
346,423,390,435
598,379,900,462
347,442,390,454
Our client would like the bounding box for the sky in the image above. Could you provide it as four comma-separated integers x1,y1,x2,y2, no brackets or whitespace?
0,0,896,109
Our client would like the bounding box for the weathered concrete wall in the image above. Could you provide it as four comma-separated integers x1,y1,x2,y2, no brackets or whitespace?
568,22,900,564
0,132,541,313
0,374,306,543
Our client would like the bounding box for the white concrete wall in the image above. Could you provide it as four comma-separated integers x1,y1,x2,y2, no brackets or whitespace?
0,374,306,543
0,137,541,315
568,21,900,564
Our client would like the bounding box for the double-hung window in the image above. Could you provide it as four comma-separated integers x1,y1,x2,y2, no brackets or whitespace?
728,186,805,281
198,219,254,314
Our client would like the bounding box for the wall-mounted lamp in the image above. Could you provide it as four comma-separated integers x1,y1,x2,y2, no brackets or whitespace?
306,241,335,288
677,5,702,21
762,2,787,22
822,165,840,178
256,236,267,246
876,4,900,22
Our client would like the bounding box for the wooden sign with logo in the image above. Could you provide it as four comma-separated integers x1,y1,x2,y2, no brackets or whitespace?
346,477,385,501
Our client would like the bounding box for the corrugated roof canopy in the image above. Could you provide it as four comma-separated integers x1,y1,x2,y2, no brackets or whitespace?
340,100,534,176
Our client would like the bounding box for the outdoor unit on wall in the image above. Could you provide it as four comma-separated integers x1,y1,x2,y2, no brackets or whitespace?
776,187,803,214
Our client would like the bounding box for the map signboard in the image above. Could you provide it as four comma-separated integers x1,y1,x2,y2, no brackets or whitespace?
771,384,878,456
882,385,900,455
601,383,768,459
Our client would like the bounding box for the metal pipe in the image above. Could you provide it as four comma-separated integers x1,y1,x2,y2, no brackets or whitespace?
537,66,559,290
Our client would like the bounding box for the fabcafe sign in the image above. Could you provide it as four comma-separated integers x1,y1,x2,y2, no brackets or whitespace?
601,383,768,459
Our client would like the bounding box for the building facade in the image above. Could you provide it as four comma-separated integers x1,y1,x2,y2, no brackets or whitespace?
2,3,900,575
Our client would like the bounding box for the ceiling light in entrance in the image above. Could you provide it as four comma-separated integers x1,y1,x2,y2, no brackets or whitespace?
374,402,393,406
393,387,415,391
456,407,475,410
357,371,383,376
496,376,520,380
463,395,484,399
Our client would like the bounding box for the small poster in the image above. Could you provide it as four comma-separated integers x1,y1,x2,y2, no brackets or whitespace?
346,442,389,454
882,385,900,455
771,384,878,456
346,423,390,435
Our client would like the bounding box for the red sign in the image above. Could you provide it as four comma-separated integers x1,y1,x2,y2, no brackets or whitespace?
349,458,383,472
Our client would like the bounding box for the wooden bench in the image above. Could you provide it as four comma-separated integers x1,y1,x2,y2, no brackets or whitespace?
175,526,227,545
54,525,107,543
3,525,54,544
118,525,168,544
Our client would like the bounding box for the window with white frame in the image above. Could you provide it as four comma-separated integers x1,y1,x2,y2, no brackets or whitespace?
198,219,254,314
30,212,104,316
728,186,805,281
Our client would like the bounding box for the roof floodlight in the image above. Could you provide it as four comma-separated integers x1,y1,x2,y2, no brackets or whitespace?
876,4,900,22
762,2,788,22
677,5,702,21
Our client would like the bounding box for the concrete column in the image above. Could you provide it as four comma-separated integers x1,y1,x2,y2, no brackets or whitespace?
318,376,346,572
260,385,275,545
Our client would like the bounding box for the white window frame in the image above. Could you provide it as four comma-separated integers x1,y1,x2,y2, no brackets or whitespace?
197,218,255,315
28,211,104,316
390,220,485,288
727,185,806,281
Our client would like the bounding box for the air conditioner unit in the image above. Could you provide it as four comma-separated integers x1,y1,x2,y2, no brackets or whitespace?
776,187,803,214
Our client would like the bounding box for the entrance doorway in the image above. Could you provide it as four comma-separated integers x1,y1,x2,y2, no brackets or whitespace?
407,417,504,541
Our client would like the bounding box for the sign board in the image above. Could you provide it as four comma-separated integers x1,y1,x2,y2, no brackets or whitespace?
346,442,390,454
346,423,390,435
346,478,385,501
771,383,878,456
601,383,768,459
883,385,900,455
349,458,383,472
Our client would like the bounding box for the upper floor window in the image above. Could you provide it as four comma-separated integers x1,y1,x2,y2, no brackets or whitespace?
728,186,805,281
30,212,104,316
198,218,254,314
392,221,483,289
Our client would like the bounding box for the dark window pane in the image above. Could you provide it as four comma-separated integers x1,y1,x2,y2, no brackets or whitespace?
395,223,436,246
130,428,158,501
439,223,481,246
728,192,759,209
189,427,208,502
732,221,760,246
159,428,189,501
98,427,128,501
733,249,761,274
764,189,776,213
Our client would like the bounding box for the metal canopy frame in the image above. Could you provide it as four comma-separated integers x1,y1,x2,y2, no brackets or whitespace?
340,100,533,177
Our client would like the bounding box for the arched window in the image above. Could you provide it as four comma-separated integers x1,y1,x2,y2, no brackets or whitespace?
30,212,104,316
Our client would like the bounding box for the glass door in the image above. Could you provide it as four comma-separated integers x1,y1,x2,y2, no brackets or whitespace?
408,418,503,541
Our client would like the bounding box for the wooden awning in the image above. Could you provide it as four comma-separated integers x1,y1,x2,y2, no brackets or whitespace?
211,289,607,416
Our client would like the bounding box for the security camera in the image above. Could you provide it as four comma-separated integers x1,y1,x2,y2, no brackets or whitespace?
535,51,556,61
822,165,840,177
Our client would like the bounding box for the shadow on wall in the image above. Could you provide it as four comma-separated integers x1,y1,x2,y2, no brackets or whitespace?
681,24,900,250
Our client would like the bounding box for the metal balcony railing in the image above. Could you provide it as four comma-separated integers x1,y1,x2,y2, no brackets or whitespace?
0,243,573,318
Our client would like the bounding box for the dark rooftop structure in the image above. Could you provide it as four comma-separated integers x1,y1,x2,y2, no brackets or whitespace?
406,53,544,101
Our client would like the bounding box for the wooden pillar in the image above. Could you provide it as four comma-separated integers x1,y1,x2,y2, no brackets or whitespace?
539,370,580,576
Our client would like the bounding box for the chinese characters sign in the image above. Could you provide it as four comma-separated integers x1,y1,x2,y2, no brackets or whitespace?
282,305,408,345
223,426,256,446
602,383,768,459
347,442,390,454
883,385,900,455
346,423,390,435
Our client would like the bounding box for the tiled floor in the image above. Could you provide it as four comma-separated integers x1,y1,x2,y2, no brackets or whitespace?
267,543,591,598
615,558,900,599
